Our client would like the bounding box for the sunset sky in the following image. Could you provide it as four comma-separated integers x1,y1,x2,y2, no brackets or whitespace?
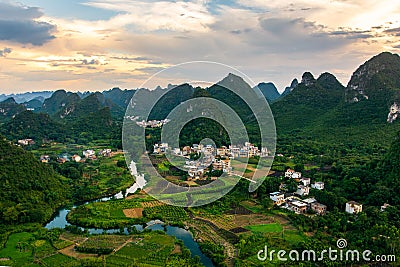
0,0,399,93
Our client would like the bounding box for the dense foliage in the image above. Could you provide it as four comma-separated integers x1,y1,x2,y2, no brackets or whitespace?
0,137,69,225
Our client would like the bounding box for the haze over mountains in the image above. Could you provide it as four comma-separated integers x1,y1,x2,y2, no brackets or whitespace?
1,52,400,150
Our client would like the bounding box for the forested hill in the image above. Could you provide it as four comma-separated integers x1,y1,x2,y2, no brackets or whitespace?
378,131,400,204
0,137,69,225
1,52,400,151
271,52,400,151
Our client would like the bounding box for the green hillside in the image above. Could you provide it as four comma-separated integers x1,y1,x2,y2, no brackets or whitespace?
272,52,400,153
1,111,66,143
0,137,69,225
0,98,26,122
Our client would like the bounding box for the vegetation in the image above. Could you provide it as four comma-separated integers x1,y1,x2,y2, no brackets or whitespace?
0,137,69,225
143,205,189,223
1,52,400,265
199,241,226,267
68,198,147,229
76,235,131,255
0,229,79,267
51,153,134,202
245,223,283,233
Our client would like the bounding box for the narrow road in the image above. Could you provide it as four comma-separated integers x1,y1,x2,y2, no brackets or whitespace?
111,237,133,255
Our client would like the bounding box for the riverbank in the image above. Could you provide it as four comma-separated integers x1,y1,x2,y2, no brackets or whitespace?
44,189,214,267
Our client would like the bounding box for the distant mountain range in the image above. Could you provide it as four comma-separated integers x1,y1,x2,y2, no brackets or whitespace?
1,52,400,149
0,91,53,104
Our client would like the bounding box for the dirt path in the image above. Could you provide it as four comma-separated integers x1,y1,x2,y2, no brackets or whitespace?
111,237,133,255
58,237,100,259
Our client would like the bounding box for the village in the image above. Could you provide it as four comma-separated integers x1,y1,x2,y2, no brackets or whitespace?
269,168,367,216
16,138,115,164
49,148,114,164
18,137,370,218
153,142,269,180
124,115,171,129
152,142,370,217
136,119,171,128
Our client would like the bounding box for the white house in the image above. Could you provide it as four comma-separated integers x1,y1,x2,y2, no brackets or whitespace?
173,148,182,156
188,166,204,179
72,155,82,163
295,185,310,196
285,169,295,178
301,178,311,186
285,169,302,179
288,200,308,214
40,155,50,163
83,150,95,159
381,203,391,212
260,147,269,157
153,143,169,154
346,201,363,214
292,172,302,179
311,202,327,215
270,192,285,206
18,139,35,146
217,146,228,156
312,182,325,190
99,149,112,157
302,198,317,207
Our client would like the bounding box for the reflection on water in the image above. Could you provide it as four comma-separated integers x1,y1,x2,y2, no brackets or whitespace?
45,204,213,267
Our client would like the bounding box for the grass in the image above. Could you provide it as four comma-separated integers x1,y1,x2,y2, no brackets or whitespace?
67,198,150,228
283,230,306,244
240,200,264,213
106,232,176,266
41,253,78,267
78,235,132,255
144,205,188,222
157,162,170,172
245,223,283,233
52,239,74,250
0,232,80,267
0,232,34,266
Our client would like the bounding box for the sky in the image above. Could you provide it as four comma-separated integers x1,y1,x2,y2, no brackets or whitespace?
0,0,399,93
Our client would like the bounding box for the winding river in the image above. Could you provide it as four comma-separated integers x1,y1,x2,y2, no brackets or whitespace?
45,192,214,267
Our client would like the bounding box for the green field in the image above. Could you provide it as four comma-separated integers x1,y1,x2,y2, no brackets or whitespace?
41,254,78,267
0,232,78,267
245,223,283,233
144,205,188,223
0,232,34,266
106,232,176,267
67,197,151,228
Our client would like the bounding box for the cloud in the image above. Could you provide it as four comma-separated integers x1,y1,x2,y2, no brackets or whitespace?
230,29,252,35
0,2,56,46
82,58,101,65
111,56,152,61
384,27,400,36
329,29,374,39
134,66,165,73
254,17,349,52
82,0,215,32
0,47,12,57
0,0,397,93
